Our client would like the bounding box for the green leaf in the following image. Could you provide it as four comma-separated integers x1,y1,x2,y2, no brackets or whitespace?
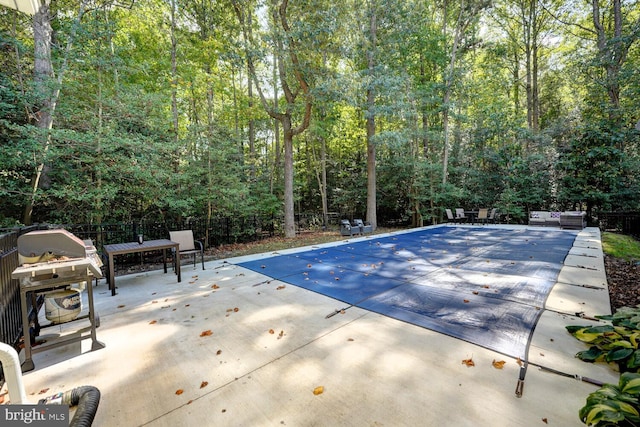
606,348,634,362
620,372,640,395
576,346,604,362
566,325,589,334
626,351,640,370
572,325,616,343
583,403,626,425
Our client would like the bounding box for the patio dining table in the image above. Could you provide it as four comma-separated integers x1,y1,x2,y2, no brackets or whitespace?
103,239,181,296
464,210,478,224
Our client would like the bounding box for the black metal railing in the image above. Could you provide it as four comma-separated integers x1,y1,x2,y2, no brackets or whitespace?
596,212,640,238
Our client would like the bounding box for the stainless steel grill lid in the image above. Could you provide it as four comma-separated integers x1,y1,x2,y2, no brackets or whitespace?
17,229,87,263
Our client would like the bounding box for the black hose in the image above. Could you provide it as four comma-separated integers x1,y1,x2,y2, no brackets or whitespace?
38,385,100,426
64,386,100,427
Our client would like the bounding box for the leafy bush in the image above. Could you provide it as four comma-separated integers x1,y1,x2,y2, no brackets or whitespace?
566,306,640,373
569,306,640,425
579,372,640,426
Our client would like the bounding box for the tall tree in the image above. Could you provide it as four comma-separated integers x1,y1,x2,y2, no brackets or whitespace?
365,0,378,230
24,1,88,224
590,0,639,131
440,0,488,186
233,0,313,238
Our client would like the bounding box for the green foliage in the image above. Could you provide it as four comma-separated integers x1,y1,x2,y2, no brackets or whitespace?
0,0,639,229
567,306,640,373
579,373,640,426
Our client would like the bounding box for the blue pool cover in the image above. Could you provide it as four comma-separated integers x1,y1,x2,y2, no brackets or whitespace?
237,226,578,358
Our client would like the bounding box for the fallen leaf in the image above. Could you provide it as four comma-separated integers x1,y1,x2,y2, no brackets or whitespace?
200,330,213,337
463,299,470,303
277,330,284,339
313,386,324,395
216,350,222,355
212,284,220,289
483,285,490,289
542,418,548,424
234,307,239,312
175,389,184,395
347,338,354,342
492,360,506,369
472,291,479,295
462,358,475,367
200,381,208,389
117,305,126,309
226,308,233,312
269,329,275,334
276,285,286,290
152,300,158,304
38,388,50,395
149,320,157,325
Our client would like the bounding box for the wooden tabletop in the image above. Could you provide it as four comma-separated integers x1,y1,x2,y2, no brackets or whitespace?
103,239,177,255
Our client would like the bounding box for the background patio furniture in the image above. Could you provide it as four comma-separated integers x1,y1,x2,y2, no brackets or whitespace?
455,208,468,223
353,219,373,234
528,211,561,227
445,209,457,223
560,212,586,230
488,208,497,223
340,219,358,236
169,230,205,270
476,208,489,225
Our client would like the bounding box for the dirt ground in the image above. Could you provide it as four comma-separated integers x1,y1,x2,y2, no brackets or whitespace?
605,255,640,312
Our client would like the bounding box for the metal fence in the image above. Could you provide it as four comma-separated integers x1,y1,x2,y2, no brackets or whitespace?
0,230,21,349
596,212,640,238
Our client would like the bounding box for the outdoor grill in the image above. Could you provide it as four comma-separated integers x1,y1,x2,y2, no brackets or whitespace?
11,229,105,372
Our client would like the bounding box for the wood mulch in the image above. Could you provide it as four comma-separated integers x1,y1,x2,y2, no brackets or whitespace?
605,255,640,312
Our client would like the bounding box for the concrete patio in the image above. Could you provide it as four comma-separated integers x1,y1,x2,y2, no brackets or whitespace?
11,225,618,426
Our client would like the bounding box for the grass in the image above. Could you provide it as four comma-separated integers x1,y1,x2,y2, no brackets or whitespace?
602,232,640,262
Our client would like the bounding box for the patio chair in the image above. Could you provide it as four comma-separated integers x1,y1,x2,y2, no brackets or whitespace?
476,208,489,225
455,208,468,223
353,219,373,234
445,209,456,223
340,219,357,237
169,230,204,270
488,208,497,224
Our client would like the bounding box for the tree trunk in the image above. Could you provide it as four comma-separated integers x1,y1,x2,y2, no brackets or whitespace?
170,0,180,173
591,0,632,131
282,116,295,237
24,3,54,224
365,0,377,231
232,0,312,238
24,1,87,224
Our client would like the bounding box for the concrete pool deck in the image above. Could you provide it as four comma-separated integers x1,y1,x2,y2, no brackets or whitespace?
10,225,618,426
